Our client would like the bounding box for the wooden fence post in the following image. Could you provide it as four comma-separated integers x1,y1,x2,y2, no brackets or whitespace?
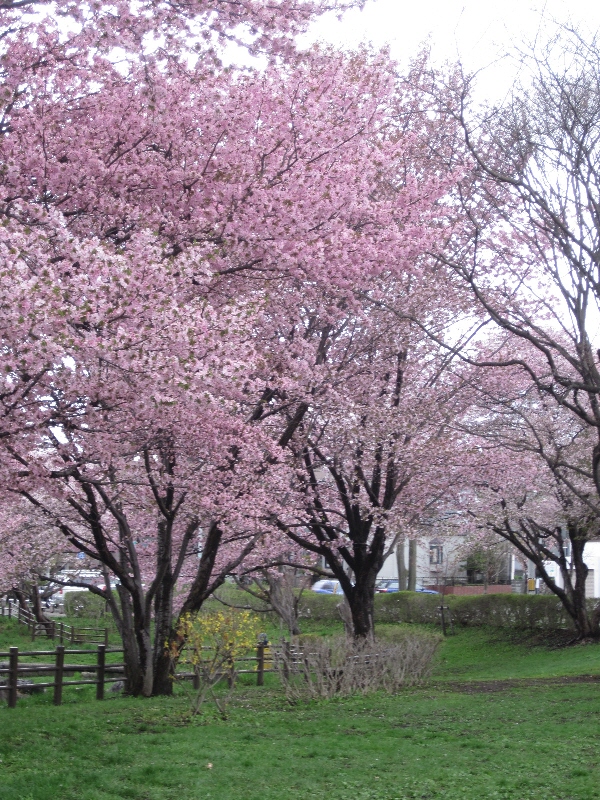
96,645,106,701
70,626,75,644
104,628,109,648
8,647,18,708
59,621,64,644
8,600,11,619
256,644,265,686
54,645,65,706
31,619,36,642
282,640,290,680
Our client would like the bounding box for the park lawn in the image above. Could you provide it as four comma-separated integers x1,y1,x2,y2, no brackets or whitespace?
429,627,600,682
1,679,600,800
5,614,600,682
3,615,600,799
0,615,121,651
0,618,42,652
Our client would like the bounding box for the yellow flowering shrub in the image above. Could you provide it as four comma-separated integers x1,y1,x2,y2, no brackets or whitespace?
174,609,260,717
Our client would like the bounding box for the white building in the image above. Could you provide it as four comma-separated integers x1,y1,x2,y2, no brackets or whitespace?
542,542,600,599
375,534,600,598
377,533,513,589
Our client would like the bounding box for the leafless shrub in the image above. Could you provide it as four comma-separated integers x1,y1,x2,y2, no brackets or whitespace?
336,598,354,638
235,569,309,636
276,632,441,702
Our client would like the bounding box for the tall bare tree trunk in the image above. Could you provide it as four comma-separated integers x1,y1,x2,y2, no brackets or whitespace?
408,540,417,592
396,539,407,590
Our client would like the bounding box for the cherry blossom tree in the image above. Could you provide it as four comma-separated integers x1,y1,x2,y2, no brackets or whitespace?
0,0,468,683
385,29,600,642
0,224,273,693
0,497,65,630
454,350,600,639
254,272,468,639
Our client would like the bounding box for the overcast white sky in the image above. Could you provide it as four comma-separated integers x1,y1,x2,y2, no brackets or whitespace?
301,0,600,100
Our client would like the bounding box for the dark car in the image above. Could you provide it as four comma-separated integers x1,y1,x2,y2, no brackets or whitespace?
376,579,399,593
310,579,344,594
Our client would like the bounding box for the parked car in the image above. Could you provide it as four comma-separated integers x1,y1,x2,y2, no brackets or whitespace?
376,580,439,595
376,579,399,593
310,579,344,594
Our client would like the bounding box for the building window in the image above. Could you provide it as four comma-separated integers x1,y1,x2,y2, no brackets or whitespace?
430,544,443,565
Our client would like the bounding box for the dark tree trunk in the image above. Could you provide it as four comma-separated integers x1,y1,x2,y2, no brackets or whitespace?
102,576,177,697
121,627,145,696
178,522,223,618
494,521,600,641
118,590,144,696
151,573,175,697
347,581,376,639
569,537,596,639
30,583,54,635
12,586,29,610
108,586,151,696
164,522,227,675
13,583,53,633
325,535,384,641
160,520,260,689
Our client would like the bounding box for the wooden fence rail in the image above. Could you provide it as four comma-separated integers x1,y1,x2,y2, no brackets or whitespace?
1,642,390,709
0,600,109,646
1,643,277,708
0,645,125,708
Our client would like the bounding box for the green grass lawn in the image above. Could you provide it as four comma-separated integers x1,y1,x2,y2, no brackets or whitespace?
2,616,600,800
2,680,599,800
429,626,600,681
0,618,43,652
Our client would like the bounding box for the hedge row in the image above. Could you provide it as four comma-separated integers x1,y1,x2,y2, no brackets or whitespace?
63,586,586,631
63,591,109,619
379,592,577,630
298,591,579,631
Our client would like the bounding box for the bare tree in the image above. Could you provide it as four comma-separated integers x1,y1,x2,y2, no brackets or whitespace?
417,26,600,637
438,26,600,487
235,568,309,636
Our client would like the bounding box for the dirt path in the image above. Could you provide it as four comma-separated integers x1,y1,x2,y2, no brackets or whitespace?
432,674,600,693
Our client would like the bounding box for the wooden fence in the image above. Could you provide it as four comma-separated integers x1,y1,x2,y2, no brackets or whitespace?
1,643,274,708
0,600,109,645
0,645,124,708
